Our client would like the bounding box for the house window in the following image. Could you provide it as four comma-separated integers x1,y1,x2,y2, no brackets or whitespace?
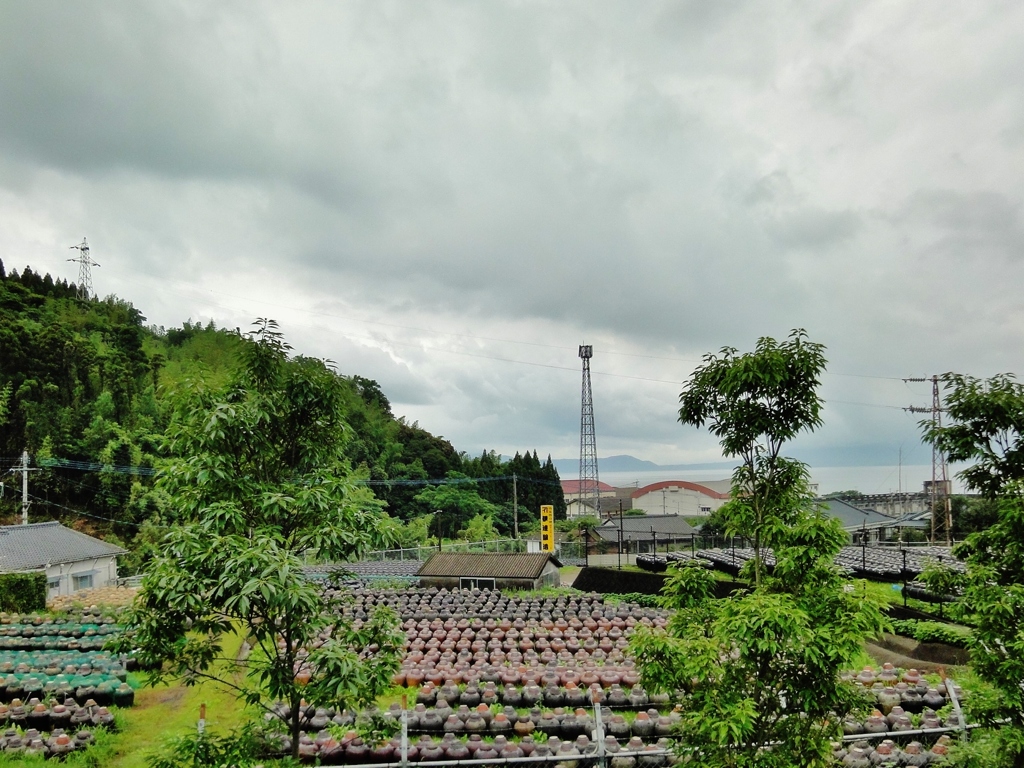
72,573,94,591
47,577,60,591
460,577,495,591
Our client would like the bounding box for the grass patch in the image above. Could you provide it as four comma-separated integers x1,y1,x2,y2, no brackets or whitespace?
78,629,249,768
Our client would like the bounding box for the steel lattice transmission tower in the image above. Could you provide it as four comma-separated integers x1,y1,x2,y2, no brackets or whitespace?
905,375,953,545
578,345,602,519
67,237,99,300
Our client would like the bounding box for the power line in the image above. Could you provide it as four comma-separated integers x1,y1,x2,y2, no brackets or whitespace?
26,493,148,529
13,454,564,489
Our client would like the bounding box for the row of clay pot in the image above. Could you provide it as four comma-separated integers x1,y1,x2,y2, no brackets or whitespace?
836,735,953,766
1,679,134,708
0,638,111,652
0,654,132,678
332,590,664,624
400,645,631,671
379,702,680,740
274,729,678,767
847,664,957,691
409,680,664,710
398,614,661,632
402,621,648,642
842,707,962,736
865,684,953,715
0,609,119,626
400,660,642,688
0,624,120,638
0,697,118,730
0,727,97,757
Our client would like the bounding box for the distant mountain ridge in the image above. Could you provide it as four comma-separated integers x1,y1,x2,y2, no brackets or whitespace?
552,454,734,476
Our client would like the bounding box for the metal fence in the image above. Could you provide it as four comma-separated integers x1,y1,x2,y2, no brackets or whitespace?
363,539,528,562
360,539,587,567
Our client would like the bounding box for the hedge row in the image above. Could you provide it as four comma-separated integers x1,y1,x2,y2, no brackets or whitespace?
0,572,47,612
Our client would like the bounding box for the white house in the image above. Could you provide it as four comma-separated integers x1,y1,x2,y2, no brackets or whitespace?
0,521,126,599
561,480,618,519
630,480,730,517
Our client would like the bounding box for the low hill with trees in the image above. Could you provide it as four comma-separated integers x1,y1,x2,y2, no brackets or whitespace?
0,260,563,562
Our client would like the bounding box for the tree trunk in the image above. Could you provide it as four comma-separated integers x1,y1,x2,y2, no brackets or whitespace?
753,527,761,588
291,693,302,761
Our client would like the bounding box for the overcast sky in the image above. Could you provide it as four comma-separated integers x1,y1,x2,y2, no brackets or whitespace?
2,1,1021,493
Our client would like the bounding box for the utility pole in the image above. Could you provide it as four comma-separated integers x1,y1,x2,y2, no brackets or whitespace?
617,500,623,570
905,375,953,545
512,473,519,539
18,450,40,525
67,237,99,300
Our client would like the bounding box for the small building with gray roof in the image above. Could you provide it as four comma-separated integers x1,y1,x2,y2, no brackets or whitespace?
0,521,126,598
416,552,561,591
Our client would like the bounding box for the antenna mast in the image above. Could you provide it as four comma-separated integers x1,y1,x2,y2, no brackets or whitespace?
905,375,953,545
578,345,601,519
67,237,99,300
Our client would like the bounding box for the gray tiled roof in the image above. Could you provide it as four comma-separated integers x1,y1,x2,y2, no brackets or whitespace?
594,514,699,542
818,499,899,530
417,552,560,580
0,522,126,572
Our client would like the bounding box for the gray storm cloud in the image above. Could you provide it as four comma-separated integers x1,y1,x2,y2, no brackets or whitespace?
1,0,1022,488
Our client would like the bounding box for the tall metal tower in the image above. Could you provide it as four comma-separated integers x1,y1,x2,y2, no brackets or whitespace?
578,345,602,518
905,375,953,545
67,237,99,300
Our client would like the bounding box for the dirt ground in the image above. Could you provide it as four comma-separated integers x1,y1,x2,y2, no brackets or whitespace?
560,566,581,587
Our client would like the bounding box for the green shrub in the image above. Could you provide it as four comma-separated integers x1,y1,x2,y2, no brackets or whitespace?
0,572,47,612
609,591,661,608
891,618,973,648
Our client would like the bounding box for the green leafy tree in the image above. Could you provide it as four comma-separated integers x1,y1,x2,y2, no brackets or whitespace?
632,504,887,767
632,331,887,767
111,320,403,761
459,513,499,542
414,475,499,541
678,329,827,587
396,514,434,549
924,372,1024,498
924,373,1024,766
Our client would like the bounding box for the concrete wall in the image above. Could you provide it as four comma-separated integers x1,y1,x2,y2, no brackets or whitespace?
587,553,638,568
45,556,119,599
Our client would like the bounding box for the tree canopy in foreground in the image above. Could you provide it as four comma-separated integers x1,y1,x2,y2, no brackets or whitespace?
633,331,887,767
112,320,403,761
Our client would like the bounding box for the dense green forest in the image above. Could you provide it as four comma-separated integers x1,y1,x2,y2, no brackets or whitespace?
0,261,565,562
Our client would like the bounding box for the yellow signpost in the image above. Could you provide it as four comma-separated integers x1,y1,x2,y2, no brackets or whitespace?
540,505,554,552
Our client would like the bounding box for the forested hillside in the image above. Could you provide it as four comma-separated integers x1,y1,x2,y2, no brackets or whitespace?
0,261,564,561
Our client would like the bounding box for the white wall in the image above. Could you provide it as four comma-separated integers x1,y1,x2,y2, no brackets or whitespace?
631,486,727,517
45,556,119,599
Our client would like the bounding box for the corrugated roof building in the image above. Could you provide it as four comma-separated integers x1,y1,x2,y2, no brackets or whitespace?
416,552,561,591
0,521,126,598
